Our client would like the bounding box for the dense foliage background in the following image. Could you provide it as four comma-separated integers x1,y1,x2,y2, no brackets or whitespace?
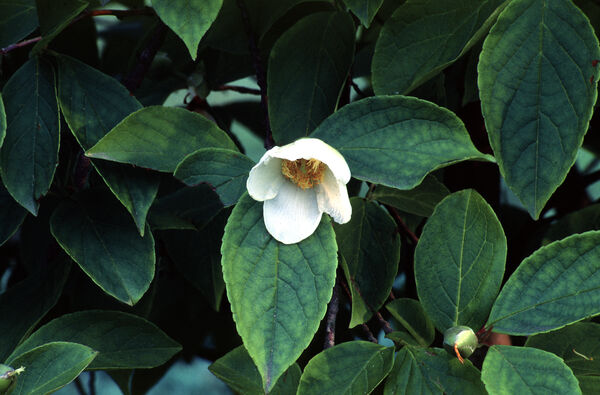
2,0,600,394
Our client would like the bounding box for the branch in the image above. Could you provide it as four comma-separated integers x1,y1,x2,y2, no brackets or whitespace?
324,281,340,349
122,22,168,93
0,37,42,55
385,204,419,245
236,0,274,149
214,85,261,95
350,79,368,98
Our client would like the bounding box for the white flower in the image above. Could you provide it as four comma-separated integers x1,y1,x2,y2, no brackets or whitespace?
246,138,352,244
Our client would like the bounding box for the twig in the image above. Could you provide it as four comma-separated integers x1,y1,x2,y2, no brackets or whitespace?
350,79,368,98
324,281,340,349
214,85,261,95
375,311,393,334
385,205,419,245
122,22,168,93
360,323,378,343
0,37,42,55
236,0,274,149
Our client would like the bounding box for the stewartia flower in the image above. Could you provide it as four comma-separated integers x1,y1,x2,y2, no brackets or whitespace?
247,138,352,244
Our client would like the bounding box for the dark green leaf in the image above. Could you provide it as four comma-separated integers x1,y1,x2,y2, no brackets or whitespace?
0,181,27,247
487,231,600,335
153,0,222,59
7,310,181,369
209,346,301,395
161,209,229,310
174,148,254,206
542,203,600,244
1,57,59,215
481,345,581,395
372,175,450,217
268,11,355,145
415,190,507,332
311,96,493,190
0,261,70,362
50,190,155,305
57,54,159,235
32,0,89,54
6,342,97,395
578,375,600,395
343,0,383,28
386,298,435,347
384,346,486,395
478,0,600,218
0,92,5,146
297,341,395,395
221,193,337,392
0,0,38,48
525,322,600,376
86,106,236,172
372,0,505,95
334,198,400,327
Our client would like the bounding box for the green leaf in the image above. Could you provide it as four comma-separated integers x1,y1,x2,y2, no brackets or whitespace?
481,345,581,395
268,11,355,145
384,346,486,395
297,341,395,395
0,181,27,247
7,310,181,369
86,106,236,172
487,231,600,335
311,96,493,190
372,0,505,95
174,148,254,206
209,346,301,395
542,203,600,244
1,56,59,215
50,190,155,305
342,0,383,28
334,198,400,327
161,210,228,310
0,92,5,147
478,0,600,219
415,189,507,332
386,298,435,347
153,0,222,59
372,175,450,217
578,375,600,395
0,261,70,362
525,322,600,376
0,0,38,48
221,193,337,392
32,0,89,54
5,341,97,395
57,54,159,235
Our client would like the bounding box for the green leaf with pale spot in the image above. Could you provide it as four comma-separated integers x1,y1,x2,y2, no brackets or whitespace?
5,342,97,395
50,190,155,305
221,193,337,392
268,11,355,145
0,57,59,215
153,0,223,59
0,0,38,48
297,341,395,395
334,198,400,327
372,175,450,217
487,231,600,335
525,322,600,376
384,346,486,395
7,310,181,370
86,106,236,172
209,346,301,395
481,345,581,395
311,96,493,190
415,190,507,332
57,54,159,235
478,0,600,218
372,0,505,95
342,0,383,28
174,148,254,206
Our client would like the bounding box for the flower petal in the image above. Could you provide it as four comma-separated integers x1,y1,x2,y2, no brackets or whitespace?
268,138,351,184
263,180,323,244
246,154,284,201
316,169,352,224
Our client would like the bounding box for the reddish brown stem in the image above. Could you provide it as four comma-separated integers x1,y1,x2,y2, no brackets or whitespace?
215,85,261,95
385,204,419,245
0,37,42,55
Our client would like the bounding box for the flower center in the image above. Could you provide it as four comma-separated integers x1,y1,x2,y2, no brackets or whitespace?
281,158,326,189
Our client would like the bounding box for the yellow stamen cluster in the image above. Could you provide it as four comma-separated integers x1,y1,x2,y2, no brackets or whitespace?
281,158,326,189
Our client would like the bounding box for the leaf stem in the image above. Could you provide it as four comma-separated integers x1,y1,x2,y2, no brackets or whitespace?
385,204,419,245
236,0,274,149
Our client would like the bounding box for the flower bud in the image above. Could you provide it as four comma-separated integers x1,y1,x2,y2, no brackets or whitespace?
0,364,24,394
443,325,478,363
